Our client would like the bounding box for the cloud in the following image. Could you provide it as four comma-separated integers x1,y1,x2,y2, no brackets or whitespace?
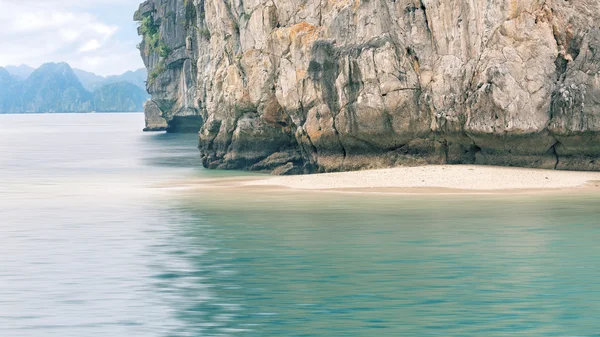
79,39,102,53
0,0,144,75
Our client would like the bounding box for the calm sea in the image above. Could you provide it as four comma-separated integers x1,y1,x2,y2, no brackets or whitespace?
1,113,599,336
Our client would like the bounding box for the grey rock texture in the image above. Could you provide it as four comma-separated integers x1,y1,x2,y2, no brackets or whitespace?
136,0,600,173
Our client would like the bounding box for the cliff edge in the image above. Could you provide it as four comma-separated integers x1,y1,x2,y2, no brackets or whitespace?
136,0,600,174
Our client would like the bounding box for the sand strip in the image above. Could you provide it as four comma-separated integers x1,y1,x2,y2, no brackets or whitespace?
167,165,600,195
238,165,600,194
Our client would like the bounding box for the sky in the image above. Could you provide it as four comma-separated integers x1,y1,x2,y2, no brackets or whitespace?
0,0,145,76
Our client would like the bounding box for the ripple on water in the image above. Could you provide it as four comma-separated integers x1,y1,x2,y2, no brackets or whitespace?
1,114,600,336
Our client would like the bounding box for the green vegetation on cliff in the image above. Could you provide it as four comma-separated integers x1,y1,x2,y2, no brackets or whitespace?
139,13,171,58
147,62,166,86
140,15,160,50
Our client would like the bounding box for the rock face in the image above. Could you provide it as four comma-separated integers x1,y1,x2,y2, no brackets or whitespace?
136,0,600,173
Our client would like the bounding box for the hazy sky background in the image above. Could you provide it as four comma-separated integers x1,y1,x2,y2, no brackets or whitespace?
0,0,144,75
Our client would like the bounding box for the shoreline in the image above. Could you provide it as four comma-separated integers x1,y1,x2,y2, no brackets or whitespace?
172,165,600,196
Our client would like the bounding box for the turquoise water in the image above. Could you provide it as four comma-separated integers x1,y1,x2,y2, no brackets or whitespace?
1,113,600,336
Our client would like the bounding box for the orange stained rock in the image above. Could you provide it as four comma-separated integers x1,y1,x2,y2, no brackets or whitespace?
289,21,317,41
296,69,307,80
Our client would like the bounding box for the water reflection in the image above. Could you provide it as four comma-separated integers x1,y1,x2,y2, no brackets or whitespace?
152,192,600,336
1,114,600,336
141,132,202,169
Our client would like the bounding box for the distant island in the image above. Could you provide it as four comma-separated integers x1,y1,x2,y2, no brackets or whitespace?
0,63,149,113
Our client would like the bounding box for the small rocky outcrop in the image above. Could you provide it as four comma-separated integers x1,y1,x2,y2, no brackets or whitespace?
136,0,600,173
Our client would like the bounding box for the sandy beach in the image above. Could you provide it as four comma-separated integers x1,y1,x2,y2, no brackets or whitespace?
183,165,600,195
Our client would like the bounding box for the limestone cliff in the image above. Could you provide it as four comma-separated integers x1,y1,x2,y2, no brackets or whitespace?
136,0,600,173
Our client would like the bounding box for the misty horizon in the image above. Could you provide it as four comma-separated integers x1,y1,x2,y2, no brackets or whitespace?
1,62,146,79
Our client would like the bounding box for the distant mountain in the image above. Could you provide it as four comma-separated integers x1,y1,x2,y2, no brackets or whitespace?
0,63,149,113
92,82,148,112
72,68,147,91
101,69,147,91
0,67,14,88
0,68,19,112
73,68,105,91
19,63,92,113
3,64,147,91
5,64,35,80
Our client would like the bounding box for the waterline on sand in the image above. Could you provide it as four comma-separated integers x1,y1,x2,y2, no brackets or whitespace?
171,165,600,195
